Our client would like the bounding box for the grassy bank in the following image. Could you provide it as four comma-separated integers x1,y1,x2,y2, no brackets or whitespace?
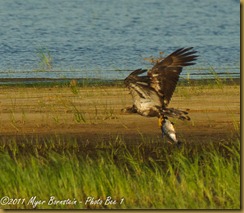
0,134,240,209
0,79,240,209
0,76,240,88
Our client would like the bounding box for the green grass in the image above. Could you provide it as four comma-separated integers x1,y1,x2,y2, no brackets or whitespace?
35,48,53,71
0,135,240,209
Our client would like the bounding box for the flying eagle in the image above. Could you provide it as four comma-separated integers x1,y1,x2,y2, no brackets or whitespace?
123,47,198,142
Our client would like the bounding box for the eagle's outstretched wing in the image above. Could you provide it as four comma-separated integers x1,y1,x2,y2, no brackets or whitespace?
148,47,198,106
124,47,198,118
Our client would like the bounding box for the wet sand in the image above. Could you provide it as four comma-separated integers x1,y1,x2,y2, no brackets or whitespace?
0,83,240,143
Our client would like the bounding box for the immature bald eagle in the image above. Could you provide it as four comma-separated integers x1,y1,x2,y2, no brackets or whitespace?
123,47,198,125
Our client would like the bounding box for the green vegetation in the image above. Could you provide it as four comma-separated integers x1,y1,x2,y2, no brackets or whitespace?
35,48,53,71
0,59,240,209
0,135,240,209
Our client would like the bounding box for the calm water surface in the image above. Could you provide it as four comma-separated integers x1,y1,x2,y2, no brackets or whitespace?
0,0,240,80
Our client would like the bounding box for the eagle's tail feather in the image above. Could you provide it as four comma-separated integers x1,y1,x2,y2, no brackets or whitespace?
161,108,190,121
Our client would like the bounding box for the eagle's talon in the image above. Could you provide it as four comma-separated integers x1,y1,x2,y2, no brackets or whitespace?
158,116,164,128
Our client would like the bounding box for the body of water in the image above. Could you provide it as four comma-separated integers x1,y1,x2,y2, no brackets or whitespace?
0,0,240,80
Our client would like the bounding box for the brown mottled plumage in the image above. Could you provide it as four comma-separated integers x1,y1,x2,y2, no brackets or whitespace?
123,47,198,120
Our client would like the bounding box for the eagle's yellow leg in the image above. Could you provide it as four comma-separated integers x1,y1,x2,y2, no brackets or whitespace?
158,116,164,128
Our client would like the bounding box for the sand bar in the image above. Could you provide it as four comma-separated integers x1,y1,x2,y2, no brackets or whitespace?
0,83,240,143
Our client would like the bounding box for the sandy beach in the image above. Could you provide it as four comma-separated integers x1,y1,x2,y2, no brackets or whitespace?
0,83,240,143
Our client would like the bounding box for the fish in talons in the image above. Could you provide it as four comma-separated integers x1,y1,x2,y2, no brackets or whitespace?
159,116,182,148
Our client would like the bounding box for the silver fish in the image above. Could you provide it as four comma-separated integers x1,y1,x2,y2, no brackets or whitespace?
161,117,182,148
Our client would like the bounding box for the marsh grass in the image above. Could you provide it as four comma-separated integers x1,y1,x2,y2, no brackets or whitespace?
69,80,79,95
0,135,240,209
0,78,240,209
35,48,53,71
69,102,86,123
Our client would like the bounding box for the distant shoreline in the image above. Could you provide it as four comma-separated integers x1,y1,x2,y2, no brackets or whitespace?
0,76,240,87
